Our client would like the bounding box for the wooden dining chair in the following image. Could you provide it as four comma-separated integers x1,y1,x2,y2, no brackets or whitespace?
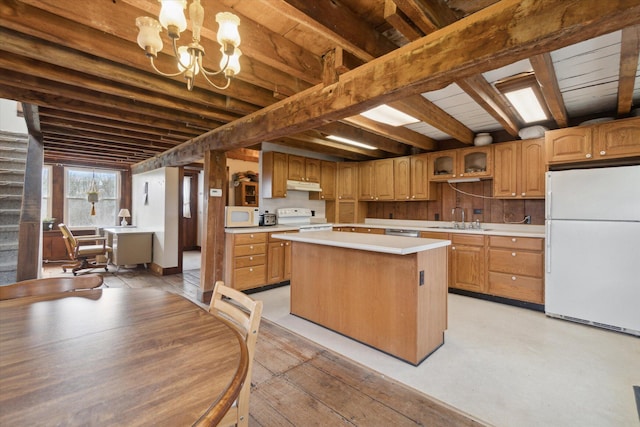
200,281,263,427
58,223,112,275
0,274,104,300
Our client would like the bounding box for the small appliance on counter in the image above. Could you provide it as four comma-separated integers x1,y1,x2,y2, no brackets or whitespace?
225,206,259,228
260,211,277,226
276,208,332,231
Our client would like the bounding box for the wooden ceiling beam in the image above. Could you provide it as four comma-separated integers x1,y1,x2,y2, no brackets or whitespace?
0,54,241,124
384,0,423,41
529,52,569,128
43,126,178,151
132,0,640,173
389,95,474,144
37,109,201,139
258,0,398,62
41,119,186,145
457,75,521,137
392,0,458,35
342,116,436,151
617,24,640,115
0,69,218,131
270,137,378,161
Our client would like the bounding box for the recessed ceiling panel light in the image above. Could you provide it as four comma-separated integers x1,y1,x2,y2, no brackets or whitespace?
504,87,548,123
327,135,376,150
360,104,420,126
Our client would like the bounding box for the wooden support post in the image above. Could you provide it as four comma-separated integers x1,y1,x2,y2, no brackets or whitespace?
199,150,227,302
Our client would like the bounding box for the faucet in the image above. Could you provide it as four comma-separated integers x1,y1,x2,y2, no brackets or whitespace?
451,207,465,229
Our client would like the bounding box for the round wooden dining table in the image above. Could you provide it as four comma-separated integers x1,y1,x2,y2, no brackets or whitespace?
0,288,248,426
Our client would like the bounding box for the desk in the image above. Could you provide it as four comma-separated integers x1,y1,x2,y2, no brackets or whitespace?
0,288,248,426
103,228,153,268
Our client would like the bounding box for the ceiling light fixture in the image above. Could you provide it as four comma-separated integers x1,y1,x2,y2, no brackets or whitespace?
326,135,377,150
495,72,550,124
360,104,420,126
136,0,241,91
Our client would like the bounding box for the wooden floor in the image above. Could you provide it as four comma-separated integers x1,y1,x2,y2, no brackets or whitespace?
42,263,487,426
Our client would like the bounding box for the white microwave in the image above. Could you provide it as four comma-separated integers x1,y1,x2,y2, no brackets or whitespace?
225,206,260,228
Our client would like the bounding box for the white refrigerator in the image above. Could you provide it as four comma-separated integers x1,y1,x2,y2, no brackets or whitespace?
545,165,640,336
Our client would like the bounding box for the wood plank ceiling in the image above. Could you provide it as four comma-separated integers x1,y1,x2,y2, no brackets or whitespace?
0,0,638,170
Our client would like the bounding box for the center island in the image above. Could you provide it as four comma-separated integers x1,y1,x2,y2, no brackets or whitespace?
271,230,450,365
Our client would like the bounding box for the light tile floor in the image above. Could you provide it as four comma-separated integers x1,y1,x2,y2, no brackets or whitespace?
252,285,640,427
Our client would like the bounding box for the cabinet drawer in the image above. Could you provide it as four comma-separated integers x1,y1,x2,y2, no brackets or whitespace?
420,231,449,239
489,236,543,250
451,234,485,246
488,272,544,304
489,249,543,277
234,243,266,257
234,265,266,290
234,254,266,268
234,232,267,245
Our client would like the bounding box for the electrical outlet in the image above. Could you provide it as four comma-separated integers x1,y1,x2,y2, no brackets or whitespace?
524,215,531,224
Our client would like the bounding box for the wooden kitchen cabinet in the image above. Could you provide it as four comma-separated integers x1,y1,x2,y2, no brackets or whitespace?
288,155,320,182
42,230,70,261
429,147,493,181
546,117,640,164
358,159,394,201
429,149,457,182
493,138,545,199
337,162,358,200
410,153,436,200
354,226,385,234
394,156,411,200
450,233,486,293
262,151,288,198
234,181,259,206
309,160,336,201
487,236,544,304
224,232,267,291
267,232,291,284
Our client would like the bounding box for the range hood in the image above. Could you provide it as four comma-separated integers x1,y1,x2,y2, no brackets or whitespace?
286,180,322,192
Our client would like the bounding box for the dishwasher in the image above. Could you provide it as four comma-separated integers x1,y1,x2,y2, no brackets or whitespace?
384,228,420,238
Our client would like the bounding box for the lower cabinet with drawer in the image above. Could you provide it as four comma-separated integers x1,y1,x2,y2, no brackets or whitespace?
224,232,267,291
450,233,486,293
267,232,292,284
487,236,544,304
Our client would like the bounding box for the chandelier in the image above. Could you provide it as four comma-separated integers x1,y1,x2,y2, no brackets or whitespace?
136,0,241,91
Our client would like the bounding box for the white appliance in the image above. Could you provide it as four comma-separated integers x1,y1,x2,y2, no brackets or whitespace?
276,208,332,231
225,206,259,228
545,165,640,336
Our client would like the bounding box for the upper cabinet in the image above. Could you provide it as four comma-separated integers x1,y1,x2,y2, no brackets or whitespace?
395,154,436,201
309,160,336,201
262,151,288,198
546,117,640,164
493,139,545,199
358,159,394,201
288,155,320,182
337,162,358,200
429,146,493,181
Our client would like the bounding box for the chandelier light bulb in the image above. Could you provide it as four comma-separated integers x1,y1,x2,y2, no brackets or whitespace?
136,17,164,57
177,46,199,75
158,0,187,36
216,12,241,50
221,47,241,77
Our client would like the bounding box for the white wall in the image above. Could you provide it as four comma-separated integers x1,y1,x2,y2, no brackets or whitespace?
259,142,342,220
0,99,27,133
132,167,180,268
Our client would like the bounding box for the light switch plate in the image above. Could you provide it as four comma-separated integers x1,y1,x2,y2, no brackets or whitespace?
209,188,222,197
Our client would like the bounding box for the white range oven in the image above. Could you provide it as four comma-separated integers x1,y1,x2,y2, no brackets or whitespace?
276,208,332,232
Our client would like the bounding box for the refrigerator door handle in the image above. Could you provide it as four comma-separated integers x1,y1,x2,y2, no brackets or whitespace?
546,189,552,220
545,221,551,273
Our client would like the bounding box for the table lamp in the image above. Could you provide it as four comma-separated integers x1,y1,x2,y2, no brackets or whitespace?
118,209,131,226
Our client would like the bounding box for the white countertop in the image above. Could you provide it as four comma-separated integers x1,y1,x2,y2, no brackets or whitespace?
271,230,450,255
225,219,545,238
102,227,156,234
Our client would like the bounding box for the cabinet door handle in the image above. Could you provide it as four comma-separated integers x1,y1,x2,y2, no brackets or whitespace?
250,245,254,249
585,153,592,158
250,267,253,272
521,192,526,196
250,234,254,238
511,192,516,196
511,238,517,242
600,150,606,155
249,256,253,260
280,243,284,247
512,276,517,281
512,252,516,257
452,246,456,250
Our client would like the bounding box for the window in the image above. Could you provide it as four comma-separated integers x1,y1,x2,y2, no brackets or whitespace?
65,167,120,226
41,165,52,220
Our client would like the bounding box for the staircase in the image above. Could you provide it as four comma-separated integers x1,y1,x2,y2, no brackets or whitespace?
0,132,28,285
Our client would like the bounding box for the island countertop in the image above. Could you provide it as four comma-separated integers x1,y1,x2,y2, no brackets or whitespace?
271,230,450,255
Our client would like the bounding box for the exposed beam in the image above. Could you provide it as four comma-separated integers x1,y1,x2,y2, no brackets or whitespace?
270,136,378,161
530,52,569,128
618,24,640,115
458,75,521,136
392,0,458,35
389,95,475,144
132,0,640,173
384,0,423,41
316,122,412,155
